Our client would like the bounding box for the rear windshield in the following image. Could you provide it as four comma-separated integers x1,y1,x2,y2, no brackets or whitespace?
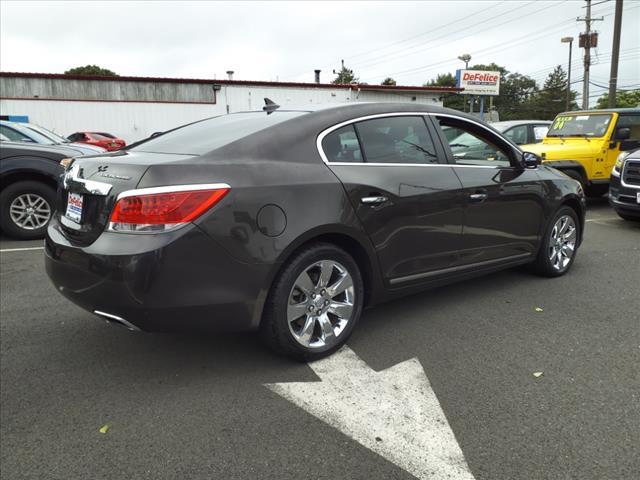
131,111,307,155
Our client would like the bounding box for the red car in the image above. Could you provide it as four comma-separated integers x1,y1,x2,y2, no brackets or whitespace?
67,131,126,151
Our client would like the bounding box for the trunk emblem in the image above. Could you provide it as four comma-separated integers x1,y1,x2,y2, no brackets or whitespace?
99,173,132,180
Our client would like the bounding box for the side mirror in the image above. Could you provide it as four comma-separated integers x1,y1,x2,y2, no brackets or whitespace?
615,127,631,140
522,151,541,169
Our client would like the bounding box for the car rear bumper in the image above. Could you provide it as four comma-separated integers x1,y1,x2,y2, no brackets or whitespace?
45,218,273,332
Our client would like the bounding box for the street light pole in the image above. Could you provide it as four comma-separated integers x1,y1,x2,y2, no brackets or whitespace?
458,54,471,112
561,37,574,111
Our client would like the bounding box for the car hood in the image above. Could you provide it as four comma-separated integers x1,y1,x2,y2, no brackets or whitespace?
521,138,603,162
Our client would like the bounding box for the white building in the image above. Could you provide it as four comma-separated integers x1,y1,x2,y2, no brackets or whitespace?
0,72,461,144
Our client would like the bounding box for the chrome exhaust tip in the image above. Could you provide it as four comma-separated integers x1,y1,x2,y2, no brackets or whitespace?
93,310,141,331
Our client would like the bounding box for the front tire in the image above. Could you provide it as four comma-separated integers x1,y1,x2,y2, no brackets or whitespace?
260,243,364,361
530,206,580,277
0,181,56,240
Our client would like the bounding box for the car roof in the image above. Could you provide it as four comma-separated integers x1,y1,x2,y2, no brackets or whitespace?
558,108,640,115
490,120,552,130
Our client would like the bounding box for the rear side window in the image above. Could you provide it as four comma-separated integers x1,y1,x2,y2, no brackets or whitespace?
132,111,306,155
355,116,438,164
321,125,363,163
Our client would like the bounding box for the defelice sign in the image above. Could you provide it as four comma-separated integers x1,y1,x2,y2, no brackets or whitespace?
455,69,501,96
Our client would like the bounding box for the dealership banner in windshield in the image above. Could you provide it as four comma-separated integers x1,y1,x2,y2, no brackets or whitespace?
455,70,501,96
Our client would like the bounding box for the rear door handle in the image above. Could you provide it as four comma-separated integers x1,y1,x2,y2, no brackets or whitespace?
469,193,488,203
361,196,388,205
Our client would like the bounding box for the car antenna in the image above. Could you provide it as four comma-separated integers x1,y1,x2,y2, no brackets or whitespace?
263,98,280,114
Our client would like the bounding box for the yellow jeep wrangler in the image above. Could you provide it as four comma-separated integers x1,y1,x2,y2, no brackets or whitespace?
522,108,640,196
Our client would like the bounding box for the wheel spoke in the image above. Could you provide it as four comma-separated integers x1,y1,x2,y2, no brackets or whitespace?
287,302,308,321
327,273,353,297
558,217,569,235
317,313,335,341
317,261,334,288
328,301,353,319
295,271,315,295
297,316,316,347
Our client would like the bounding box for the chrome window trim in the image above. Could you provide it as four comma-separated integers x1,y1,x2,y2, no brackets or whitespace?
115,183,231,201
315,111,521,169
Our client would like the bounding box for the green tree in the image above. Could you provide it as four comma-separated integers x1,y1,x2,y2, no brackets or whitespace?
529,65,577,119
425,73,464,110
65,65,118,76
332,64,358,84
381,77,397,86
595,89,640,109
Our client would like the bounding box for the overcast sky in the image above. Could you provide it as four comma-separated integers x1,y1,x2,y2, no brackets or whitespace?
1,0,638,104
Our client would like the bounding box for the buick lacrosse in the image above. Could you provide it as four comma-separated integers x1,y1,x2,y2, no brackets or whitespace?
45,102,585,360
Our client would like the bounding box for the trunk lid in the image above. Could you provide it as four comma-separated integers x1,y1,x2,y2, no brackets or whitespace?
56,151,195,245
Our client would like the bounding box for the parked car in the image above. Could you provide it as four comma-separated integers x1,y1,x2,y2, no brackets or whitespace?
449,120,550,160
67,131,126,151
0,141,80,239
521,108,640,197
45,103,585,360
0,120,106,155
609,149,640,221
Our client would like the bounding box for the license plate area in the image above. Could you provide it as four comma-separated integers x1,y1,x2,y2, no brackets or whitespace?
65,192,84,224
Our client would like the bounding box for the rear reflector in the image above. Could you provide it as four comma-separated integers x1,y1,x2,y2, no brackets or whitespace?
108,184,230,233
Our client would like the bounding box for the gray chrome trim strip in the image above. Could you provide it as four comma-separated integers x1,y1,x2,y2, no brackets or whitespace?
115,183,231,201
316,111,520,168
389,253,532,285
94,310,141,331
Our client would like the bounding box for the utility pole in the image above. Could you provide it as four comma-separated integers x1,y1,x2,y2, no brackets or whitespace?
608,0,624,107
577,0,603,109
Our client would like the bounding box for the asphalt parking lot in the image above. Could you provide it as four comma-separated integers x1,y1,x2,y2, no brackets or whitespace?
1,199,638,480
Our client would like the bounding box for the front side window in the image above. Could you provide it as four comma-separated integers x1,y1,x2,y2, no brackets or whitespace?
615,114,640,140
548,114,612,138
437,117,512,167
355,116,438,164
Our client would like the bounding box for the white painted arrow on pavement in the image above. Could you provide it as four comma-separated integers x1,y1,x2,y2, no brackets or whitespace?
266,346,475,480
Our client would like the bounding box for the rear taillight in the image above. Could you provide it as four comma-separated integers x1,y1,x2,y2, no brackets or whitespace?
108,184,230,233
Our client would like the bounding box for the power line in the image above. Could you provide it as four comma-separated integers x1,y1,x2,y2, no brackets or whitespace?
359,2,630,83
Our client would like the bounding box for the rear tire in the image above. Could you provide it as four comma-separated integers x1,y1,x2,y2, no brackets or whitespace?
530,206,580,277
0,181,56,240
260,243,364,361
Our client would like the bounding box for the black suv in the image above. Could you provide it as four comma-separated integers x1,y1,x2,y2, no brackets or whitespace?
609,149,640,221
45,103,586,359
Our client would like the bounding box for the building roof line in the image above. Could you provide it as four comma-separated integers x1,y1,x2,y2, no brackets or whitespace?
0,71,462,93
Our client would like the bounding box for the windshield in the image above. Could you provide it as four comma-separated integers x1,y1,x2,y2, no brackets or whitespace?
25,124,69,143
6,123,56,144
132,111,307,155
547,114,612,138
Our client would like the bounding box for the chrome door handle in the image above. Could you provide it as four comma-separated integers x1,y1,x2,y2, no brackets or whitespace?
469,193,488,202
361,196,388,205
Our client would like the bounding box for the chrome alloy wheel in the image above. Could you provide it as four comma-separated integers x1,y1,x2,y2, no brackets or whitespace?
9,193,51,230
548,214,577,271
287,260,355,349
